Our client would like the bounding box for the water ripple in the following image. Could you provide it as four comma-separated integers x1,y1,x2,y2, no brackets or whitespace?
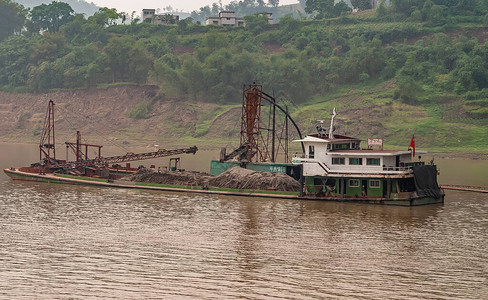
0,182,487,299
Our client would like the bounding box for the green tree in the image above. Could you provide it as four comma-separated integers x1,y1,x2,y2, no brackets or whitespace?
391,0,416,15
376,0,387,18
102,36,152,83
60,13,86,42
451,54,488,93
305,0,335,17
152,54,181,92
391,0,437,18
453,0,477,15
29,1,75,33
332,1,352,16
178,54,204,96
305,0,351,18
425,4,448,26
244,13,271,34
127,43,153,83
177,17,195,33
395,74,423,104
30,32,67,62
345,38,385,82
278,14,302,43
28,61,56,91
0,35,40,86
264,53,313,103
351,0,372,11
89,7,123,27
0,0,27,41
62,44,100,88
190,6,212,23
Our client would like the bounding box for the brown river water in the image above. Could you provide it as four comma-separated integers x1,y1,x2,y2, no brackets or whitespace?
0,143,487,299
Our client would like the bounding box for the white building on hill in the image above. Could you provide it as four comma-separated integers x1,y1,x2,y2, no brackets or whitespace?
206,11,245,26
142,9,179,25
205,11,273,27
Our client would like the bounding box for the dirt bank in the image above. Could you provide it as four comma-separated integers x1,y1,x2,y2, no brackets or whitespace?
0,85,241,149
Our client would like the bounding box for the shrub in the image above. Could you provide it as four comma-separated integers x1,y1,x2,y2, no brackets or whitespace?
126,99,152,119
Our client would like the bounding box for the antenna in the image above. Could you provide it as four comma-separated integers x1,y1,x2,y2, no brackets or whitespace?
329,107,337,139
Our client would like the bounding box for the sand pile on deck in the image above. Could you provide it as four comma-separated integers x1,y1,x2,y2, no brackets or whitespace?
208,167,300,192
125,167,300,192
126,168,212,187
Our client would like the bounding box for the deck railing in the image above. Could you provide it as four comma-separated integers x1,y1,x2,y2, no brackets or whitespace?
383,162,425,172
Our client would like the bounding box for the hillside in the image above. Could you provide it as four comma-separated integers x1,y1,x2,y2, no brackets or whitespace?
1,1,488,154
1,83,486,155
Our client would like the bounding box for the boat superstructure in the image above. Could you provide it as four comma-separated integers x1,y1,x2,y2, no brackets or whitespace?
292,108,444,205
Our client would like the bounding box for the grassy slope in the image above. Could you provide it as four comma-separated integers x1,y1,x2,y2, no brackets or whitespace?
1,80,486,155
143,76,487,154
289,79,488,153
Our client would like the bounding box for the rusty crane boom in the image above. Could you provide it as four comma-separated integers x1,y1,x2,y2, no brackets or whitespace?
38,100,197,171
53,146,198,169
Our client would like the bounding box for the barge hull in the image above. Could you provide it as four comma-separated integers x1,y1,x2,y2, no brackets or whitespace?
3,169,443,206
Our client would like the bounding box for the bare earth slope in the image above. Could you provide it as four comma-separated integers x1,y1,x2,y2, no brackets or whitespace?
0,85,242,148
1,84,486,157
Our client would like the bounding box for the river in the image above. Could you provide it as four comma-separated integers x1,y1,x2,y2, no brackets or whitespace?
0,143,487,299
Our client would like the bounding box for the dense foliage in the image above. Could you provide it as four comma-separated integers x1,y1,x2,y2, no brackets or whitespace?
0,0,488,120
0,0,27,41
28,1,75,33
305,0,352,18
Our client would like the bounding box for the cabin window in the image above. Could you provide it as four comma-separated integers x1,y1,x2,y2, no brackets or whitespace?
309,145,315,158
332,157,345,165
333,143,350,150
349,158,363,165
369,180,381,188
327,144,331,150
366,158,380,165
349,179,360,187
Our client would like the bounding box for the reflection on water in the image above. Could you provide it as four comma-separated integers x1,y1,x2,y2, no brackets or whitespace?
1,181,487,299
1,143,488,299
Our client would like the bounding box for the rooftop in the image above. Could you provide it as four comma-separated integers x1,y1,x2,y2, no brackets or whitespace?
294,134,361,143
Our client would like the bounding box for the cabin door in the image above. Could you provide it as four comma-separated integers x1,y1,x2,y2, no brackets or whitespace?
339,179,347,196
362,179,368,196
396,156,400,168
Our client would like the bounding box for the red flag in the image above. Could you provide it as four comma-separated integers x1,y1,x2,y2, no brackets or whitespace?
409,135,415,157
